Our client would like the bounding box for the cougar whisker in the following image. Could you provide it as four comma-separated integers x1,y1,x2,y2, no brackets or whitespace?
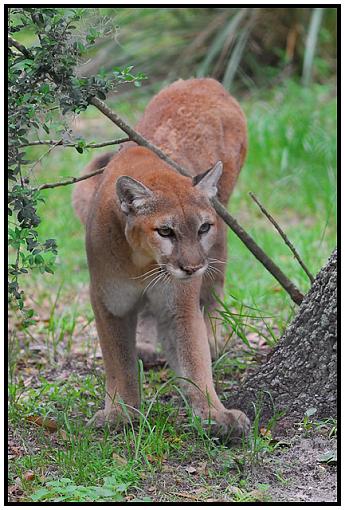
205,267,216,281
142,271,166,295
208,264,223,276
208,258,227,264
131,265,161,280
142,269,163,281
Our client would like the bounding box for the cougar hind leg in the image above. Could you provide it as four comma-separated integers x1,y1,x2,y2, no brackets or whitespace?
202,291,227,361
136,303,165,367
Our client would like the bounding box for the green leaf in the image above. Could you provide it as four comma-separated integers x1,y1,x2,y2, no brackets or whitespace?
31,488,51,501
93,487,117,497
11,59,33,71
319,451,337,465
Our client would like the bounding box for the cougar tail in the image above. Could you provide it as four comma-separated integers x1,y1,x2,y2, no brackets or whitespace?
72,152,114,225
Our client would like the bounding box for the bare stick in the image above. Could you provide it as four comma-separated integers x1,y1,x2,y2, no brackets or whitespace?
211,199,305,304
14,137,129,149
28,139,63,175
249,192,315,283
90,97,304,305
38,167,106,191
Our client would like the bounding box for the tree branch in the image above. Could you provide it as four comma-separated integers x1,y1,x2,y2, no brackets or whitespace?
28,139,63,175
249,192,315,284
14,137,129,149
38,166,106,192
211,199,305,305
8,36,32,59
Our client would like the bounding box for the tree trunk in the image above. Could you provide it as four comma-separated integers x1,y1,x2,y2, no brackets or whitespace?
228,248,337,424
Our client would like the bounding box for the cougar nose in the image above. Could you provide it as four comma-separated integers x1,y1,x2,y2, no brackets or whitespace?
179,263,204,275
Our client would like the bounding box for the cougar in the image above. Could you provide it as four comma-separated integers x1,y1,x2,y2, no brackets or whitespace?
73,78,249,439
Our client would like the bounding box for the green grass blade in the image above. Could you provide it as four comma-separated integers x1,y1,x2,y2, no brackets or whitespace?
222,10,256,90
197,8,248,77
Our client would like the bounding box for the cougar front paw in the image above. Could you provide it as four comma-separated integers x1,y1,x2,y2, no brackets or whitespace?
212,409,250,441
87,408,129,430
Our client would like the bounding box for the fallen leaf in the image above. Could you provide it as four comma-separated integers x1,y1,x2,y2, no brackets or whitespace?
161,463,172,473
59,429,68,441
191,487,206,495
249,489,266,501
9,445,22,457
305,407,317,417
185,466,197,475
8,484,23,497
226,485,242,496
23,376,33,388
259,427,272,438
26,415,58,433
24,471,35,481
112,452,128,465
196,461,208,475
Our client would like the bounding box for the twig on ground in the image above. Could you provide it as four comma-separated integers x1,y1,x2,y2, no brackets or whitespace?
249,192,315,283
172,492,204,501
14,137,129,149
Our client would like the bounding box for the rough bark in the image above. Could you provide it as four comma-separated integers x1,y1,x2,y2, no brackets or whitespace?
228,248,337,424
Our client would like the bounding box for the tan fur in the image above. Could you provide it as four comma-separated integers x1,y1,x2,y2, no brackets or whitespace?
72,78,249,437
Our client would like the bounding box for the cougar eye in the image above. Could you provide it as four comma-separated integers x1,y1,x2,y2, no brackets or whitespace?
156,227,174,237
198,222,211,234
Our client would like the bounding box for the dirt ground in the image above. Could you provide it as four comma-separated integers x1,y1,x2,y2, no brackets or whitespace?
248,434,337,503
8,295,338,504
8,355,338,503
130,428,337,503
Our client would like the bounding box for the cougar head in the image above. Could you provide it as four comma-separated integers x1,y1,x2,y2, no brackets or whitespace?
116,161,222,280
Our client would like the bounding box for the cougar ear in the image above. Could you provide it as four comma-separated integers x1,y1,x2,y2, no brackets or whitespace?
192,161,223,199
116,176,154,214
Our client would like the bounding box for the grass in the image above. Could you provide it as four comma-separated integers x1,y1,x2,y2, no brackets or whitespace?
8,359,281,502
8,79,337,502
